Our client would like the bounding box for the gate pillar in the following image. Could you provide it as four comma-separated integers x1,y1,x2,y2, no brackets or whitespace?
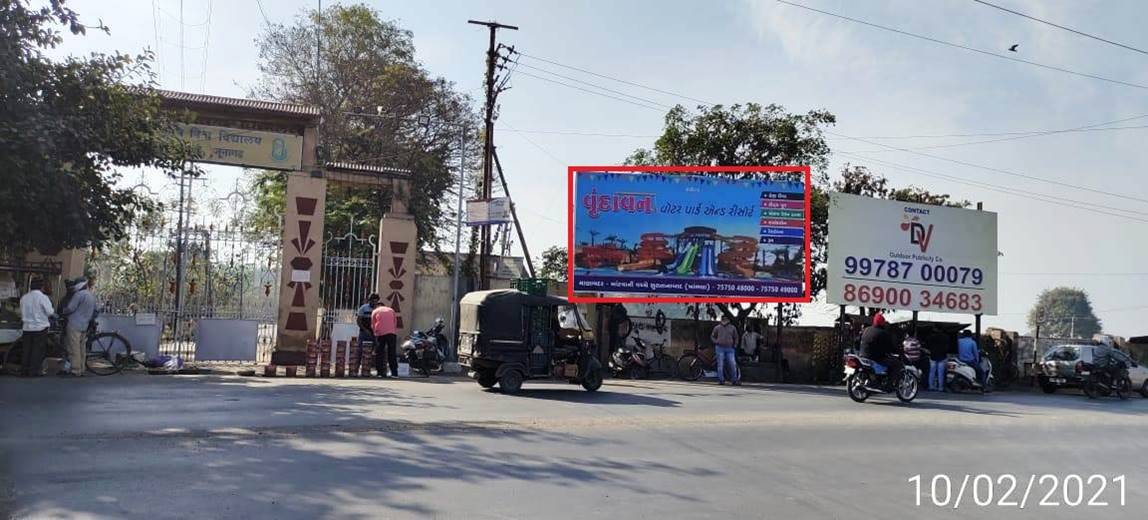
377,211,417,340
273,172,327,362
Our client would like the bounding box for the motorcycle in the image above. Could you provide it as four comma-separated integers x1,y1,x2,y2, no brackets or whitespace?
843,352,920,403
402,317,447,376
1079,358,1131,400
945,354,994,393
609,336,653,379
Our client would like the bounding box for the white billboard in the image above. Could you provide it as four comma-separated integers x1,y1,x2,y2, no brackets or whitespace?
827,193,998,315
466,197,512,226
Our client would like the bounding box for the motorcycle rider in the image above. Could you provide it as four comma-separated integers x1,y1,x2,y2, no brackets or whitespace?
957,330,986,393
859,313,902,386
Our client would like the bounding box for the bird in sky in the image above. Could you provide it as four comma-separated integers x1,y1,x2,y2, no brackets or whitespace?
1008,44,1019,52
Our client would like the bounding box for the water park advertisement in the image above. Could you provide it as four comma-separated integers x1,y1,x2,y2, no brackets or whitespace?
568,166,811,303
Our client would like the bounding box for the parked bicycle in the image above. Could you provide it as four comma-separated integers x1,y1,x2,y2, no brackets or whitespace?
2,320,132,376
676,344,753,381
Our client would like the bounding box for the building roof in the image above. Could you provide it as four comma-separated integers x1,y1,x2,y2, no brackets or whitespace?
158,90,321,120
325,161,412,177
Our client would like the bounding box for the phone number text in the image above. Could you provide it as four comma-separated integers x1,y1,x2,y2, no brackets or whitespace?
844,256,983,286
842,283,983,312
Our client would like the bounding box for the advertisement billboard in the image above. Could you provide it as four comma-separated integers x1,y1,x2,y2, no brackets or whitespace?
826,192,998,315
568,166,811,303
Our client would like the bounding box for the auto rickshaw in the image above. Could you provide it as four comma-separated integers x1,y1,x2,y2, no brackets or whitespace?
457,289,603,394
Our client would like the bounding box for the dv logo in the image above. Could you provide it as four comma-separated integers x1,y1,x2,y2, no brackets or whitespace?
900,217,934,253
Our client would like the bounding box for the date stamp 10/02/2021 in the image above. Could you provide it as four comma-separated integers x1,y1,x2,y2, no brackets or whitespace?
910,474,1127,509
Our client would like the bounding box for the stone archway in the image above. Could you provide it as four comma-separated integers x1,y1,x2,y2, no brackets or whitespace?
156,90,415,366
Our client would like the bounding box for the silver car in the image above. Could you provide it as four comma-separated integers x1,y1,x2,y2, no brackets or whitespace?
1039,344,1148,397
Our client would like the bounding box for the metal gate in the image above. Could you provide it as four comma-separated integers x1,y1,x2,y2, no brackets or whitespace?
319,228,378,339
91,178,281,362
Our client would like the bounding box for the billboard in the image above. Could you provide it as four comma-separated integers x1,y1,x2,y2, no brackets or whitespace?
466,197,511,226
568,166,811,303
826,192,998,315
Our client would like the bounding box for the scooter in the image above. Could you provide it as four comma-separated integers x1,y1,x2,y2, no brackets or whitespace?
609,336,654,379
945,354,994,393
843,352,920,403
401,317,446,376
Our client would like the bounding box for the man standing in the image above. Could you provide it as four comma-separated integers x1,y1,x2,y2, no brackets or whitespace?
925,328,951,392
357,294,380,356
61,277,97,376
19,278,54,377
740,324,762,362
710,315,740,385
371,302,399,378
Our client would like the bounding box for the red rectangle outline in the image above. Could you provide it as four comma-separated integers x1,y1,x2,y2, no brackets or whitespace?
566,165,813,304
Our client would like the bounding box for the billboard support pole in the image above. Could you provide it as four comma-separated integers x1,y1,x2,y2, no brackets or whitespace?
492,148,535,278
975,201,984,352
775,302,783,353
911,310,918,337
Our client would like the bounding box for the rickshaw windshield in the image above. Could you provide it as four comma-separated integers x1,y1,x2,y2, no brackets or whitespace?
557,304,591,332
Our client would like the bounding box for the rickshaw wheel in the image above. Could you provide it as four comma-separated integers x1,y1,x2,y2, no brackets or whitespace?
581,366,603,392
499,370,524,394
477,371,497,388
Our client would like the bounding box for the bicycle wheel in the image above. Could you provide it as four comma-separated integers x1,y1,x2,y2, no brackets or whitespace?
677,354,704,381
86,332,130,376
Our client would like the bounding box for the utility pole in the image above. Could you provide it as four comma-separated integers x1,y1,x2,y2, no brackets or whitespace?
492,148,535,278
468,19,517,290
450,124,467,361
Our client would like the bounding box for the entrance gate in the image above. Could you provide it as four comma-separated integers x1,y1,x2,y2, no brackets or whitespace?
319,228,379,339
91,183,281,362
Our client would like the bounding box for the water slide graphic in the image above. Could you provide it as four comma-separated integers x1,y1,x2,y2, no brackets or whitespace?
673,243,700,275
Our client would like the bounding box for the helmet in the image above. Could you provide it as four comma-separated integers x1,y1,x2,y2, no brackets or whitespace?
871,313,887,327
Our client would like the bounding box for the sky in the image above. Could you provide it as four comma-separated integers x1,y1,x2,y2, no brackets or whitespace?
54,0,1148,335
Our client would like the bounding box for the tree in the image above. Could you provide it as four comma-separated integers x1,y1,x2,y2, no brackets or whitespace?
625,104,965,333
0,1,195,256
249,4,477,252
536,246,568,282
625,103,836,332
1027,287,1102,338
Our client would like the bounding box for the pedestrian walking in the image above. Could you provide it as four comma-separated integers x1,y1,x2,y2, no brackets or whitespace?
61,277,97,376
925,328,951,391
19,278,54,377
371,302,399,378
710,315,740,385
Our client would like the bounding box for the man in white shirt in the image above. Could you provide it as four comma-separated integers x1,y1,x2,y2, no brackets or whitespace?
740,325,762,362
19,278,55,377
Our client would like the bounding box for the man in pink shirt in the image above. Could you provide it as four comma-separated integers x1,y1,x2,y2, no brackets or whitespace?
371,304,399,378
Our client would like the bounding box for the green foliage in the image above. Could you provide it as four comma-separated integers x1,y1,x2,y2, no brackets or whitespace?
536,246,569,282
1027,287,1102,338
249,3,478,251
626,103,835,327
0,0,196,256
625,105,962,326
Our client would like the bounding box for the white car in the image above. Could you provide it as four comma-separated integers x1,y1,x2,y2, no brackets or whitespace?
1039,344,1148,398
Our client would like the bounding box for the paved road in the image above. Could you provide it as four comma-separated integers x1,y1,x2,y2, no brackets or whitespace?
1,374,1144,519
